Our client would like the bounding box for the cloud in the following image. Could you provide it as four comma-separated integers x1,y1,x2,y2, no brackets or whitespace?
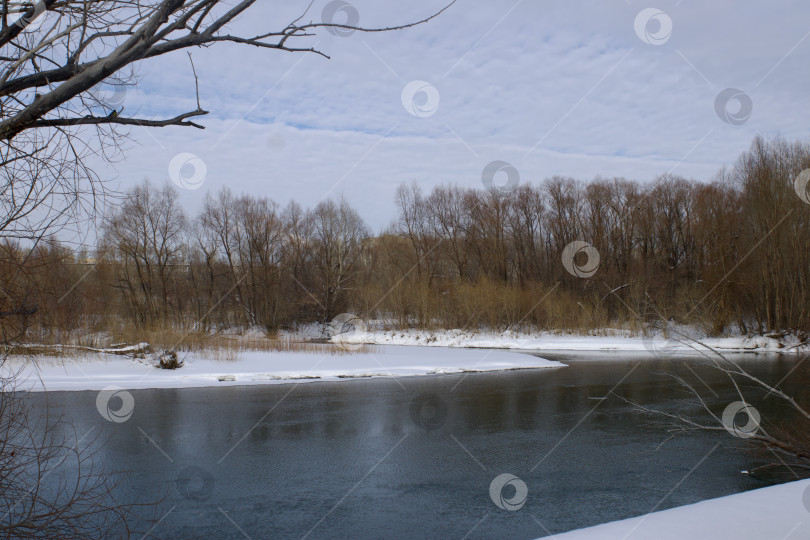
84,0,810,235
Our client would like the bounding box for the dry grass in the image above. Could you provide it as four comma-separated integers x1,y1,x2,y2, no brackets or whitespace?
0,343,117,360
362,275,631,334
195,336,379,362
3,326,379,361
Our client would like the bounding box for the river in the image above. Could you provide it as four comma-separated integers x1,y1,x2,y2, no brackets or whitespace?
27,350,807,539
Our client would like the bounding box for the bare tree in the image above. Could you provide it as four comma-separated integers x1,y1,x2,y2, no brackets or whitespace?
230,195,285,329
394,182,438,285
544,176,583,278
280,200,320,321
506,184,545,286
310,196,367,321
734,136,810,331
426,185,471,280
101,180,187,327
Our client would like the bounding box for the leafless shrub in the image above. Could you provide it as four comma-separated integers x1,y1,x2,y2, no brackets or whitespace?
618,331,810,477
0,366,157,537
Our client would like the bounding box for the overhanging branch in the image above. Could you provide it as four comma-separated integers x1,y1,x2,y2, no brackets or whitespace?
28,109,209,130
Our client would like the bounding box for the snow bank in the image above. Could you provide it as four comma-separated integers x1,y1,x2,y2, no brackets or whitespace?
6,345,565,392
552,478,810,539
336,328,805,354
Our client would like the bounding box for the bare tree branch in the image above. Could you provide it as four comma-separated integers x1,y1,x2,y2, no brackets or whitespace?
29,108,209,130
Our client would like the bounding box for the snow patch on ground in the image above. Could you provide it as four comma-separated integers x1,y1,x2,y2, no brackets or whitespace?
6,345,565,392
552,478,810,539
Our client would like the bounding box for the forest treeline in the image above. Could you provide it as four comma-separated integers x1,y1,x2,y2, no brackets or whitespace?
2,135,810,345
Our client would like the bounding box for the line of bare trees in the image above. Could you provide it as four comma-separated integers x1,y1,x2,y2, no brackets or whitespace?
374,135,810,333
3,135,810,345
94,184,368,334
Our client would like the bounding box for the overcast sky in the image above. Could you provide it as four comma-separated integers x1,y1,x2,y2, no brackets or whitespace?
78,0,810,242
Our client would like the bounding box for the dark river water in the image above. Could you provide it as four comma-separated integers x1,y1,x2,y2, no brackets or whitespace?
28,351,809,539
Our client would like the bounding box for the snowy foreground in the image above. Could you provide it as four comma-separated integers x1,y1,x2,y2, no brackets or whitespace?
553,478,810,540
8,345,565,392
334,327,806,354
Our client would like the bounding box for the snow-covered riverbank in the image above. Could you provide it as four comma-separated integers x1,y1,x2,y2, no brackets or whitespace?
6,345,565,392
10,325,802,393
332,327,806,354
553,478,810,539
